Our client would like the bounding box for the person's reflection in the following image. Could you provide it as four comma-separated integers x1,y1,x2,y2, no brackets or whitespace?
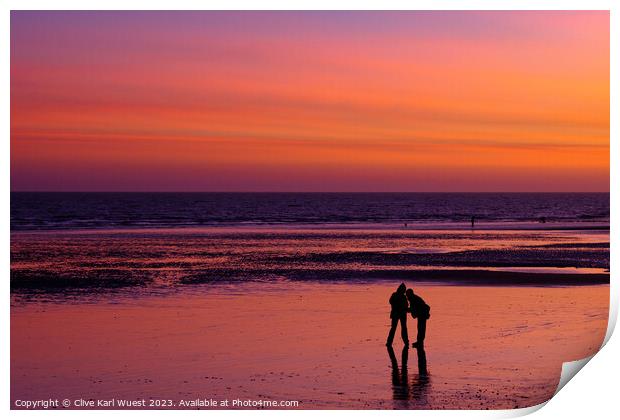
411,346,430,406
387,345,410,402
387,345,431,408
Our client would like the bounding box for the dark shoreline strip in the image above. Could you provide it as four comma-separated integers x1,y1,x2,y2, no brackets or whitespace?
11,268,609,292
408,270,609,286
179,269,609,286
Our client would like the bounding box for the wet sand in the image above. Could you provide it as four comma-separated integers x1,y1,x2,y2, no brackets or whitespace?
11,281,609,409
10,227,610,289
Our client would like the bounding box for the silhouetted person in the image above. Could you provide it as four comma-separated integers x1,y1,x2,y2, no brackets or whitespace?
406,288,430,348
386,283,409,346
471,216,475,228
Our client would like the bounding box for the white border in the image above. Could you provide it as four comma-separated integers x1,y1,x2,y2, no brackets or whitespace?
3,2,617,420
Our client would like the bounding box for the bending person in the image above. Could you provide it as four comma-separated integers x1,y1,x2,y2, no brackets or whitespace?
406,288,431,348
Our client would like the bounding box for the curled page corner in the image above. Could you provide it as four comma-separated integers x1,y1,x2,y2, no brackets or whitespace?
602,281,618,347
523,299,617,415
554,355,595,396
505,356,598,418
499,401,548,418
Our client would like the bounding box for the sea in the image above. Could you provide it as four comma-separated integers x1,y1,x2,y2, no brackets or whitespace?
10,192,610,231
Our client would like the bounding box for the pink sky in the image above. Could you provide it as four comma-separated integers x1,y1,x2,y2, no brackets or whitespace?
11,11,609,191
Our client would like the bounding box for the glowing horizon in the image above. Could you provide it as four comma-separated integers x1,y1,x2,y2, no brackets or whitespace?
10,11,610,192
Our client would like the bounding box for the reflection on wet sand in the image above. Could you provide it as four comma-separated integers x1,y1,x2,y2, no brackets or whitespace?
11,283,608,409
387,345,409,401
387,345,430,408
411,347,430,407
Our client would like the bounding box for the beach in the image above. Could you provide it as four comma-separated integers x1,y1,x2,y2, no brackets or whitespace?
11,281,608,409
10,193,610,409
10,225,610,289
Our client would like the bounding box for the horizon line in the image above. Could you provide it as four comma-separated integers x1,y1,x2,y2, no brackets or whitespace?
10,190,611,194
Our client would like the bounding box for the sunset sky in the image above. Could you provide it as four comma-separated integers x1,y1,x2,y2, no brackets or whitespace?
10,11,609,192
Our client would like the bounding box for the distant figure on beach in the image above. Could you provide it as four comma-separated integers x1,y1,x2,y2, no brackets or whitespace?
386,283,409,346
406,288,431,348
471,216,475,228
540,216,547,223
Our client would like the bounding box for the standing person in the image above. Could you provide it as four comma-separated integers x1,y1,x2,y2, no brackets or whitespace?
471,216,475,228
386,283,409,347
406,288,431,348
